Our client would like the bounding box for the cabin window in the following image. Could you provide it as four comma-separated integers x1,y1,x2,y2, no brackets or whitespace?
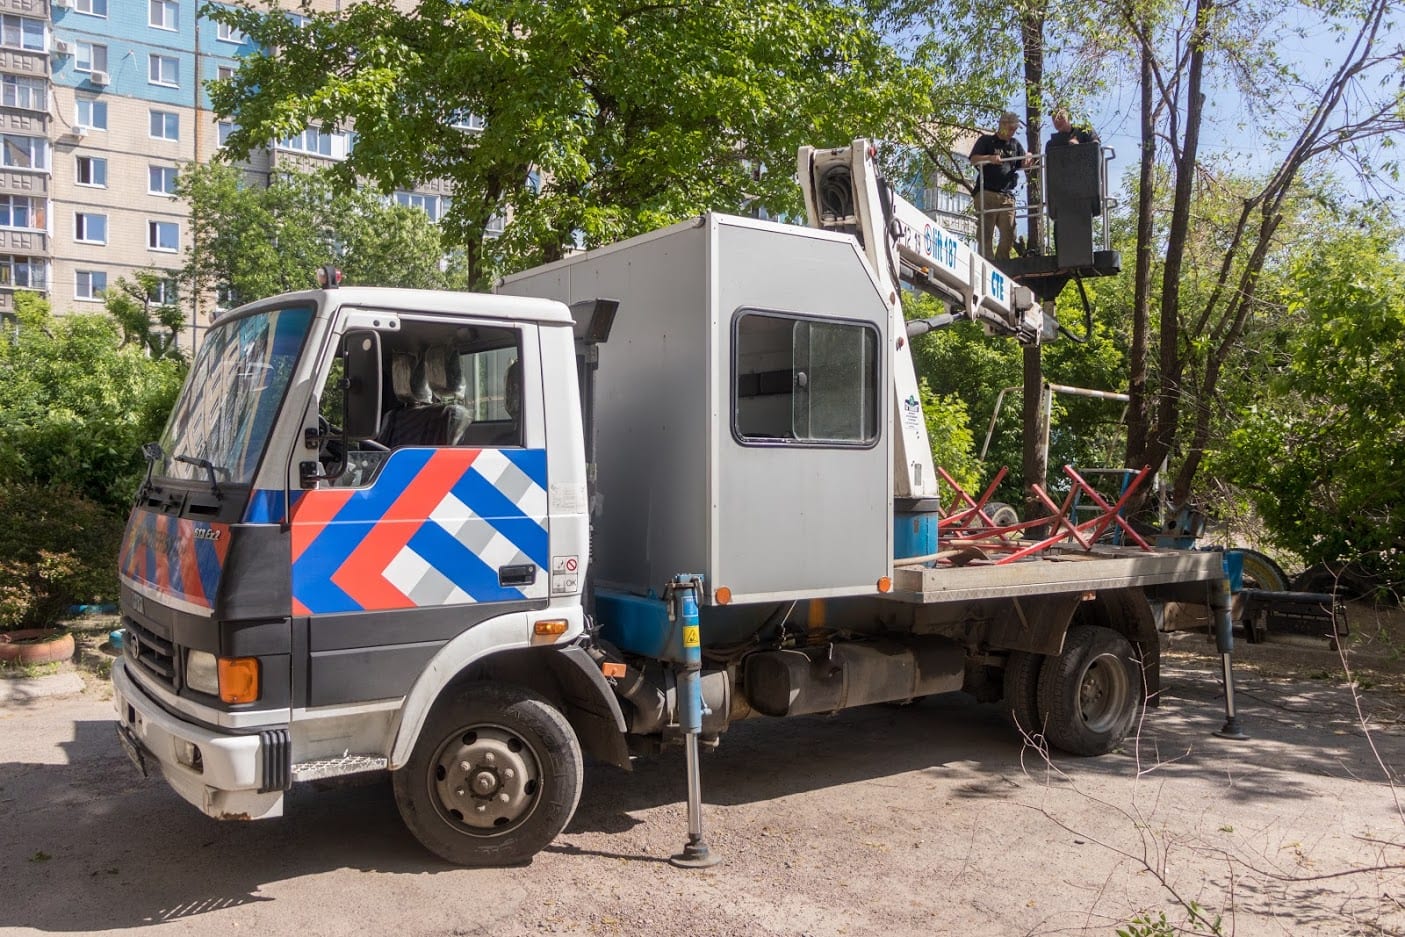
732,310,879,447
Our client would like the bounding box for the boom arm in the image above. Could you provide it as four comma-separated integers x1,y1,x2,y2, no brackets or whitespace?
797,140,1047,500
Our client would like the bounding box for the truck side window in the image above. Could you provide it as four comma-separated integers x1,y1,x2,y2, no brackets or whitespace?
732,310,879,446
316,319,524,487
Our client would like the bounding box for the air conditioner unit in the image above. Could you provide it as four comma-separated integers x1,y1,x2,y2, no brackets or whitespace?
51,38,73,55
89,70,108,86
72,125,88,139
52,0,72,8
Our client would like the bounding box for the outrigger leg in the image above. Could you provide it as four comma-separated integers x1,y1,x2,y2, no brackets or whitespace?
666,574,721,869
1210,577,1250,741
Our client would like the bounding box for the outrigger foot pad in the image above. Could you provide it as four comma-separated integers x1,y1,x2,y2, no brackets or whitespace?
669,838,721,869
1214,718,1249,741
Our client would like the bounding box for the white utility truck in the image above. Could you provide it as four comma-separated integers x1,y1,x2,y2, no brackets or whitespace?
112,141,1238,867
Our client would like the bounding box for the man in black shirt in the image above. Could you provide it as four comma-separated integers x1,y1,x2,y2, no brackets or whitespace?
969,111,1030,261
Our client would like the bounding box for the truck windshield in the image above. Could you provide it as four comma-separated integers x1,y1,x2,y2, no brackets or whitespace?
156,305,314,486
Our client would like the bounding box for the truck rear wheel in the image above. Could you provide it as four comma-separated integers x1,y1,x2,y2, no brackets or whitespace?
393,683,583,866
1002,650,1045,742
1037,626,1141,756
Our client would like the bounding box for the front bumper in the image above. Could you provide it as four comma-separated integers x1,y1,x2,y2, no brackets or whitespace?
112,659,286,820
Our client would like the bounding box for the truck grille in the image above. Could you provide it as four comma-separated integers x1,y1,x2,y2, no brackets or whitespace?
124,615,179,691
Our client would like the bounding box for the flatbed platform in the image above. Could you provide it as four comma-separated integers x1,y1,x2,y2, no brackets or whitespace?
888,545,1225,604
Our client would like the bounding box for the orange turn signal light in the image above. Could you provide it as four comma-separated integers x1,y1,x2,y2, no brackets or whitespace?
217,657,260,704
533,619,569,636
877,577,892,593
715,586,732,606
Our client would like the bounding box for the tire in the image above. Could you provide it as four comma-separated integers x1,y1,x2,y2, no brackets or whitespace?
1037,626,1142,757
393,683,583,866
1002,650,1045,741
1236,549,1289,592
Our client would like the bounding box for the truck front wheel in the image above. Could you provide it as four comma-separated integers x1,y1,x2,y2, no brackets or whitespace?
394,683,583,866
1037,627,1142,756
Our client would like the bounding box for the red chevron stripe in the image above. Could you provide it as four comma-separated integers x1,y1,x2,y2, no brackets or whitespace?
332,449,479,610
179,532,204,604
290,488,357,563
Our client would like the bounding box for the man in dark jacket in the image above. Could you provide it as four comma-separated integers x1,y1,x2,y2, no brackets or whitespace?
1048,109,1099,148
969,111,1030,260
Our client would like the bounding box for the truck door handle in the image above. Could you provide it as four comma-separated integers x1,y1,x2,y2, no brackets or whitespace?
498,564,537,587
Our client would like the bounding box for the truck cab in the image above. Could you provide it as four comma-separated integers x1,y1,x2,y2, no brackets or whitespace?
113,287,605,859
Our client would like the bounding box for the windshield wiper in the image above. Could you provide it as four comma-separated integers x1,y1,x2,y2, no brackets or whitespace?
175,454,225,500
138,441,165,501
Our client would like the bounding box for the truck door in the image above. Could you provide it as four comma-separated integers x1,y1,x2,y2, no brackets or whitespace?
288,316,550,707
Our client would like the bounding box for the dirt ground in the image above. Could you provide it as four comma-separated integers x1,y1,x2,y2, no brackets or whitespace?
1,619,1402,937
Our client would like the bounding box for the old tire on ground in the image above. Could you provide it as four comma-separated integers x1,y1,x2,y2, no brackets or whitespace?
1002,650,1045,741
394,683,582,867
1037,626,1142,757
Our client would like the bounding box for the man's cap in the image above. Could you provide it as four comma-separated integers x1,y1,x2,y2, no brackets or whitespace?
999,111,1022,126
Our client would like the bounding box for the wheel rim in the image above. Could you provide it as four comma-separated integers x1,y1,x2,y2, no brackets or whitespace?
430,725,542,836
1078,652,1131,733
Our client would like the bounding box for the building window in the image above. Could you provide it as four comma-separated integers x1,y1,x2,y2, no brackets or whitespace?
148,165,178,195
2,75,46,111
276,126,351,159
76,0,107,15
149,110,179,141
76,42,109,74
732,310,880,446
76,99,108,132
148,278,177,304
394,191,452,223
450,111,485,132
148,220,179,252
149,54,179,87
0,255,46,290
75,270,107,301
485,212,505,236
1,15,45,52
216,121,237,146
75,155,107,187
148,0,177,30
217,22,245,43
0,196,43,230
284,11,308,27
0,135,47,171
217,64,235,81
74,212,107,244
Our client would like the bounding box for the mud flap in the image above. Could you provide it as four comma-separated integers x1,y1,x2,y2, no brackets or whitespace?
544,646,633,770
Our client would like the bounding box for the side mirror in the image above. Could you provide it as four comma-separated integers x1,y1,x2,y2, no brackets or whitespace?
343,330,383,440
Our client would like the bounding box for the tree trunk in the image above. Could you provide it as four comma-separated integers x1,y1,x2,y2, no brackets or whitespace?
1020,5,1047,525
1125,39,1155,472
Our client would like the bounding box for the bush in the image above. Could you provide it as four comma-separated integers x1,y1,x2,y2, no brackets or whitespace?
0,483,124,631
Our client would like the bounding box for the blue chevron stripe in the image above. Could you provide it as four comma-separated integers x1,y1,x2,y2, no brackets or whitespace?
449,470,548,563
503,448,548,489
406,523,525,603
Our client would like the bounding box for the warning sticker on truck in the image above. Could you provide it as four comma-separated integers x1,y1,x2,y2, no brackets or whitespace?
551,555,579,595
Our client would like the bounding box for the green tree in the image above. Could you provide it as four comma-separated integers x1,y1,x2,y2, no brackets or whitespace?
0,294,184,510
207,0,934,286
105,270,186,361
180,163,465,308
1212,219,1405,592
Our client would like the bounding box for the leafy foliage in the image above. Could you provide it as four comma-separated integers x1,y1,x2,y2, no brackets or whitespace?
206,0,934,285
0,482,123,631
0,294,183,511
104,270,186,361
1212,220,1405,591
181,163,467,307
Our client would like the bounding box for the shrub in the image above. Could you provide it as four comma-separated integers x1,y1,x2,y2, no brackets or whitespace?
0,483,124,631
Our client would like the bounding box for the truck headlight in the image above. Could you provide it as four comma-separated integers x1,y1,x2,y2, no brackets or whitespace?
186,650,219,696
